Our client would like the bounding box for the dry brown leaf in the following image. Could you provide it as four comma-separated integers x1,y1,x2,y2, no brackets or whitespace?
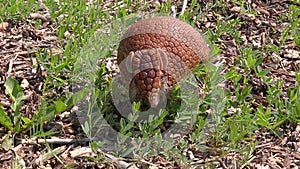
70,147,94,158
0,22,9,31
230,6,241,13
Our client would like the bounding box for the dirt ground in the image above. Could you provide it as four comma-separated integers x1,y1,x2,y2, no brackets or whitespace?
0,1,299,168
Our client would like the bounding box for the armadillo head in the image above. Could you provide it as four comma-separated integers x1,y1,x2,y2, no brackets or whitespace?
127,49,168,108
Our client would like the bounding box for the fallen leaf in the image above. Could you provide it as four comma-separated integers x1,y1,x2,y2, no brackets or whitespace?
230,6,241,13
0,22,9,31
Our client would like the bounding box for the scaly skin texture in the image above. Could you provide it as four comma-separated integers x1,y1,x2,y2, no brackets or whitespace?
117,16,210,107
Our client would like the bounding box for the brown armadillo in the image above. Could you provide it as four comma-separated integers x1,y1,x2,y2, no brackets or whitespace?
117,16,210,108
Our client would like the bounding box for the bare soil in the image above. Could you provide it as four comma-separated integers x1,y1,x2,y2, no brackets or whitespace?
0,1,299,168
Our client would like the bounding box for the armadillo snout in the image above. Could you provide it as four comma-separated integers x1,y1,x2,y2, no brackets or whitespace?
133,68,163,107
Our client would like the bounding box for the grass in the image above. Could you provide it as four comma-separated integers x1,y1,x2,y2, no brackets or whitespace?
0,0,299,168
0,0,41,23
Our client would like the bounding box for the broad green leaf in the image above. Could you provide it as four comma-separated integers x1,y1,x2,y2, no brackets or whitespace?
257,67,271,77
4,77,26,111
4,77,23,101
0,106,13,131
21,117,33,129
67,88,90,108
54,100,68,114
2,134,13,151
271,119,286,130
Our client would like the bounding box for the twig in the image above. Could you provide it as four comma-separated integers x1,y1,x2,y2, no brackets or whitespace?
255,142,272,149
97,149,138,169
180,0,188,15
16,50,37,57
0,50,36,56
0,50,14,55
140,159,165,169
7,55,18,79
191,158,216,165
21,137,90,145
240,155,256,168
218,159,227,168
34,146,67,165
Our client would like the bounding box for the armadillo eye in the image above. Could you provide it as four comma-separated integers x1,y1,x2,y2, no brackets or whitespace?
130,77,137,89
133,78,137,85
160,71,166,80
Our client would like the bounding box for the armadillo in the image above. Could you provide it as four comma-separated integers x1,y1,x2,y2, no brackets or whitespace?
117,16,210,108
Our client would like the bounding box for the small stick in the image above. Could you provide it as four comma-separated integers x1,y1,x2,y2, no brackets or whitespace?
21,137,90,145
7,55,18,78
240,155,256,168
97,149,138,169
180,0,188,15
34,146,67,165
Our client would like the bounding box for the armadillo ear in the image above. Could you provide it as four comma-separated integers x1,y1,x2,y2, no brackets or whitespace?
126,51,135,73
157,48,168,70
